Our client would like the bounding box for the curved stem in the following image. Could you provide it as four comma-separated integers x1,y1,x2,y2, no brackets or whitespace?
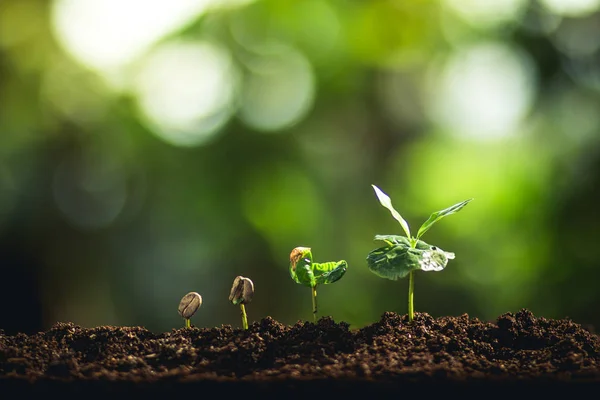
408,271,414,322
185,318,191,328
311,286,318,323
240,303,248,330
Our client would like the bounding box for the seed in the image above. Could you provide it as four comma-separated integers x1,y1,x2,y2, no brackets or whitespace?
289,247,310,271
178,292,202,319
229,276,254,305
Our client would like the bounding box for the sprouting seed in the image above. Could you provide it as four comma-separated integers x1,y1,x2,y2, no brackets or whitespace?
229,276,254,330
178,292,202,328
289,247,348,323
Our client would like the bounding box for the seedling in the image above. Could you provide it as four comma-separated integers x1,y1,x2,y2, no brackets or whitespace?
367,185,472,321
229,276,254,330
289,247,348,322
178,292,202,328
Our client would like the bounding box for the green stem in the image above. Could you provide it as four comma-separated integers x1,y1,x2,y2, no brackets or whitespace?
311,285,318,323
406,237,418,322
185,318,191,328
240,303,248,330
408,271,414,322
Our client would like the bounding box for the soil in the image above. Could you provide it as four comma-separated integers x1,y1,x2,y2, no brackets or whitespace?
1,309,600,399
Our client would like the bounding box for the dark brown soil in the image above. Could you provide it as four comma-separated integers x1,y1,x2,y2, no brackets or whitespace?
2,309,600,398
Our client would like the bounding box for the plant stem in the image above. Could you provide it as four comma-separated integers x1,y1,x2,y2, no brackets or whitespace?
240,303,248,330
407,237,417,322
311,285,318,323
408,271,414,322
185,318,191,328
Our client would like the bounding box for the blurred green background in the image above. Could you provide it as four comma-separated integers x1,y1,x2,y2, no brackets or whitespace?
2,0,600,334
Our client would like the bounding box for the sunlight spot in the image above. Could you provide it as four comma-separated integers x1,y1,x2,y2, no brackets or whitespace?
133,41,237,147
51,0,212,72
427,42,535,141
239,43,315,132
539,0,600,17
445,0,526,28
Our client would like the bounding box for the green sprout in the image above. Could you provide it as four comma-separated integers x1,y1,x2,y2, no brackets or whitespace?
367,185,472,322
289,247,348,323
229,276,254,330
178,292,202,328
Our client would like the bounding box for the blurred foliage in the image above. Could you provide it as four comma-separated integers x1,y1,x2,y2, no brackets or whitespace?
1,0,600,334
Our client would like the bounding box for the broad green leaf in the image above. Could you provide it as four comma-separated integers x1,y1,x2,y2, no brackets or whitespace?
366,245,421,280
289,247,315,287
366,239,455,280
373,234,411,246
372,185,411,238
373,235,430,250
416,198,473,239
314,260,348,285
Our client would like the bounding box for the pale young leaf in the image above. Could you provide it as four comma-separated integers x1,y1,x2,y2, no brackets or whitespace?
372,185,411,238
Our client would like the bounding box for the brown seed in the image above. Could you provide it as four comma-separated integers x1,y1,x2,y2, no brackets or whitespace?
290,247,310,272
229,276,254,305
178,292,202,319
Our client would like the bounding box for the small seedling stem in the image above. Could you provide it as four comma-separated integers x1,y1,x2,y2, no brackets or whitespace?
408,271,414,322
407,238,417,322
289,247,347,323
229,275,254,330
185,318,191,328
240,304,248,330
312,286,317,323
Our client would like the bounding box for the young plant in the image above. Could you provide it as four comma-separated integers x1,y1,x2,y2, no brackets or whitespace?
367,185,472,321
229,276,254,330
178,292,202,328
289,247,348,322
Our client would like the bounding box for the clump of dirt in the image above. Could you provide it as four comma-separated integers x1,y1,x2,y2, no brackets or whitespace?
1,309,599,397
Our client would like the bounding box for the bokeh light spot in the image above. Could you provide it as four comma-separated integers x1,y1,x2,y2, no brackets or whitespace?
539,0,600,17
42,60,110,125
445,0,527,28
239,44,315,132
51,0,213,73
53,152,128,231
133,41,237,147
427,42,535,141
551,16,600,58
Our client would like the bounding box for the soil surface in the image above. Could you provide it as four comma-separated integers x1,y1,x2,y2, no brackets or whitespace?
1,309,600,398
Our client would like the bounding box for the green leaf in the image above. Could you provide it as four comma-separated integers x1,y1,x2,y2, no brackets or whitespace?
290,248,348,287
372,185,411,238
290,247,316,287
373,235,430,250
416,198,473,240
367,244,420,280
314,260,348,285
366,239,455,280
373,234,411,246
